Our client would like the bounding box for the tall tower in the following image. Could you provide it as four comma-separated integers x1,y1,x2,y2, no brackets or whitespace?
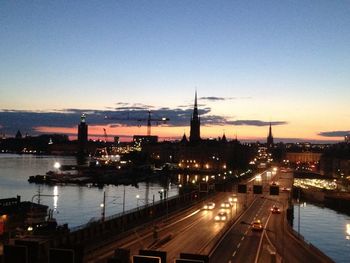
267,122,274,149
189,91,201,143
78,114,88,152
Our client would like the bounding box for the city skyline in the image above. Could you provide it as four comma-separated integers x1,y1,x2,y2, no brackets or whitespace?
1,1,350,142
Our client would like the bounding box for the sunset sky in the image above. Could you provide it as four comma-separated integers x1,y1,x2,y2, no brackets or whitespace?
1,1,350,142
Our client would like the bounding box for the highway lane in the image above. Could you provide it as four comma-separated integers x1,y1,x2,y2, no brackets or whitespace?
87,191,247,262
210,197,273,263
262,171,333,263
86,170,275,262
210,170,277,263
132,192,245,262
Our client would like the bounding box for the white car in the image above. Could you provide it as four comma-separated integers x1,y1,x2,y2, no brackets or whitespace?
229,196,238,203
203,202,215,210
221,201,232,208
215,212,228,221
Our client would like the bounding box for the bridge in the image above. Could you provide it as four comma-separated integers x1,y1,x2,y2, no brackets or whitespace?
2,169,334,263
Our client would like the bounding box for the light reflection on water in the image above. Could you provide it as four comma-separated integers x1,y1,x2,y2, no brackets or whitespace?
293,202,350,263
0,154,179,227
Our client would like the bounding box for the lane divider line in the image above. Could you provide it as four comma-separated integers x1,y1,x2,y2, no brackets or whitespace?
254,212,272,263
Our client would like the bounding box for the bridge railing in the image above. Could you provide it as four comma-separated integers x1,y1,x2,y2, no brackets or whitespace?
69,193,190,233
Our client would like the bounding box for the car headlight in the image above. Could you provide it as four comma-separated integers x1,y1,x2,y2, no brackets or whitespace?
215,216,220,220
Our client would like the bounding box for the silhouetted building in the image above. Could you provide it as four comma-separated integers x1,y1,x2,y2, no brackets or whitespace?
221,132,227,143
180,133,188,144
78,114,88,153
189,91,201,143
267,123,274,149
15,130,22,139
320,142,350,177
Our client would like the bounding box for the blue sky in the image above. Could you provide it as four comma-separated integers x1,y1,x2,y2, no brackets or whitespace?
1,1,350,141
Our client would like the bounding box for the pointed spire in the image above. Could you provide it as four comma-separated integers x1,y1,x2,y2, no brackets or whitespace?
194,90,197,108
267,122,274,148
222,132,227,143
181,132,188,143
189,90,201,143
193,90,199,118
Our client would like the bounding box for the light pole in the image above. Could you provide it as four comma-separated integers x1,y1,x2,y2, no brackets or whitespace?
136,194,140,208
100,191,106,221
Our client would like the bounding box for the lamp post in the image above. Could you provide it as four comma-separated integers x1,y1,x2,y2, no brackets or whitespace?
136,194,140,208
234,198,238,216
100,191,106,221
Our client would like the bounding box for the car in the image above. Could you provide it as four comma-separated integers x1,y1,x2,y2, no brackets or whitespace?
221,201,232,208
271,181,279,186
203,202,215,210
271,205,281,214
228,195,238,203
214,212,228,221
251,220,263,231
281,187,291,192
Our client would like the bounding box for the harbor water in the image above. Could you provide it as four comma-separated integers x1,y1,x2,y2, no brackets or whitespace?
293,202,350,263
0,154,179,227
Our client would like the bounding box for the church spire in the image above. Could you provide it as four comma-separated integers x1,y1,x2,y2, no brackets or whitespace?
193,90,199,118
189,91,201,143
267,122,274,149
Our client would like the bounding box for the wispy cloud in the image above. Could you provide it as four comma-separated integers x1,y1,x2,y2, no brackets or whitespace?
230,120,287,126
200,96,251,101
318,130,350,137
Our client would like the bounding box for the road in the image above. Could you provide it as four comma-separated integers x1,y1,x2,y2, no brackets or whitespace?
87,168,332,263
210,169,275,263
86,191,249,262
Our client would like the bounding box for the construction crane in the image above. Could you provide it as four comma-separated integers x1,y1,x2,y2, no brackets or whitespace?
103,128,108,143
105,110,169,136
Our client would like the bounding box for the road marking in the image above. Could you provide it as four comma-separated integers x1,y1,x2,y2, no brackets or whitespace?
241,236,245,241
228,260,232,263
237,243,241,248
232,251,237,257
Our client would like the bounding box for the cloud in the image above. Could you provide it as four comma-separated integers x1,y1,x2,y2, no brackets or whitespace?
115,102,153,111
200,96,251,101
230,120,288,126
0,103,287,137
318,131,350,137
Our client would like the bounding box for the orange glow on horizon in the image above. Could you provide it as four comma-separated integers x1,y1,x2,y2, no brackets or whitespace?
33,124,341,142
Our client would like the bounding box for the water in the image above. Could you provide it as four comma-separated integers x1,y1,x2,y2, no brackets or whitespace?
0,154,178,227
293,202,350,263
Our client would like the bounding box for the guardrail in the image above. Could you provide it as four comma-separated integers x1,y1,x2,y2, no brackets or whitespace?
69,192,198,233
286,222,334,263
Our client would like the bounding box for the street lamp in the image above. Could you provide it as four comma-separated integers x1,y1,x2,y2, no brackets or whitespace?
136,194,140,208
53,161,61,170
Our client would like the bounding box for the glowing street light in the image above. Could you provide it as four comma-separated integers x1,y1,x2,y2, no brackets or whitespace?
53,162,61,170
